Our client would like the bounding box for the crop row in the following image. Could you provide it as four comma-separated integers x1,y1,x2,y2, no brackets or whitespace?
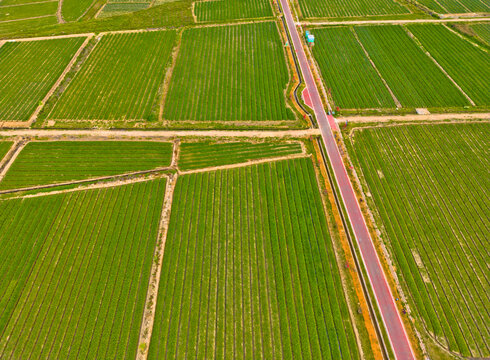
297,0,410,18
0,37,85,121
48,31,176,121
61,0,95,21
163,22,295,121
0,179,166,359
194,0,273,22
471,23,490,46
0,142,12,162
0,1,57,22
350,123,489,358
0,141,173,190
148,158,360,359
97,3,150,19
178,140,303,170
415,0,489,14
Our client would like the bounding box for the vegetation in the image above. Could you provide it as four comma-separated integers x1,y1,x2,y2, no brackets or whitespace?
163,22,295,122
0,179,166,359
0,37,85,121
297,0,409,18
0,142,13,162
355,25,469,108
311,26,395,109
194,0,273,22
149,158,361,359
62,0,96,22
179,141,303,170
48,31,176,122
408,24,490,106
0,141,173,190
470,23,490,45
415,0,489,14
348,123,490,358
0,1,57,22
98,3,150,18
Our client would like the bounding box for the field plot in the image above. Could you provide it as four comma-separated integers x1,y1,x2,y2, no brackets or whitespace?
0,1,57,22
97,3,150,18
194,0,273,22
0,142,13,162
0,141,173,190
471,23,490,45
408,24,490,106
0,37,85,121
163,22,295,122
0,179,166,359
61,0,95,21
149,158,361,360
179,141,303,170
415,0,489,13
311,27,395,110
349,123,490,358
48,31,176,121
297,0,409,18
354,25,469,108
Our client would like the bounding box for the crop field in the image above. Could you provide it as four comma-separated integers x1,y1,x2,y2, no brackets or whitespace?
311,27,395,109
0,1,57,22
194,0,273,22
471,23,490,45
163,22,295,122
61,0,95,21
0,141,173,190
149,158,361,360
179,141,303,170
48,31,176,121
415,0,489,13
348,123,490,358
297,0,409,18
408,24,490,106
0,142,13,162
354,25,470,108
0,37,85,121
98,3,150,18
0,179,166,359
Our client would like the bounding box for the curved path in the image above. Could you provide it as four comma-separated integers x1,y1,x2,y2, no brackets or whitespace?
279,0,416,358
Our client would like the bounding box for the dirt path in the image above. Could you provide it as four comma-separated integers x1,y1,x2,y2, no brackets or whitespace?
0,14,53,24
339,112,490,123
0,129,321,138
0,141,26,183
301,17,490,26
5,33,94,43
56,0,65,23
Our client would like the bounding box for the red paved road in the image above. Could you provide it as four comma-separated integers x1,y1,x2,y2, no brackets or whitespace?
279,1,416,359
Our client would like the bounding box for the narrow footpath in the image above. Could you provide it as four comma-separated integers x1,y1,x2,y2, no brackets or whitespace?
279,0,416,358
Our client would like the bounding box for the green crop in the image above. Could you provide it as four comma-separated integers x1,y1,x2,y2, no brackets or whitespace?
297,0,409,18
194,0,273,22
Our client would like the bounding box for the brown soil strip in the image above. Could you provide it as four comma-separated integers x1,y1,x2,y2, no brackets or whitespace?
340,112,490,123
28,35,93,125
56,0,65,23
0,141,26,183
302,17,490,26
352,28,402,109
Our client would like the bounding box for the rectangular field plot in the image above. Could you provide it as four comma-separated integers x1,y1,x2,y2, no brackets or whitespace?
311,27,396,110
149,158,361,360
0,141,173,190
48,31,176,121
408,24,490,106
354,25,470,108
416,0,489,13
61,0,95,21
194,0,273,22
297,0,409,18
178,140,303,170
349,123,490,358
163,22,295,122
0,1,57,22
0,179,166,359
0,142,13,162
97,3,150,18
0,37,85,121
471,23,490,45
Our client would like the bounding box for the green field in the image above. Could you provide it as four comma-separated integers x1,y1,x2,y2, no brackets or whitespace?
61,0,95,21
149,158,362,359
179,141,303,170
415,0,489,13
348,123,490,358
354,25,470,108
0,37,84,121
48,31,176,121
163,22,295,122
471,23,490,45
0,142,13,162
98,3,150,18
0,179,166,359
0,141,173,190
297,0,410,18
408,24,490,106
0,1,57,22
311,27,395,109
194,0,273,22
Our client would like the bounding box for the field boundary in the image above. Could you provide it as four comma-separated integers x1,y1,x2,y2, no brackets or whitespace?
301,17,490,26
0,141,26,183
340,112,490,123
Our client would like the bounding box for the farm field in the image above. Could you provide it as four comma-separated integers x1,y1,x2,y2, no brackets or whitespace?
471,23,490,45
407,24,490,106
0,37,85,121
0,141,173,190
0,1,57,22
97,3,150,18
149,157,363,360
194,0,273,22
415,0,489,14
61,0,95,21
297,0,410,19
0,179,166,359
0,142,13,162
162,22,295,122
311,27,395,110
347,123,490,358
48,31,176,122
354,25,470,108
178,141,303,170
